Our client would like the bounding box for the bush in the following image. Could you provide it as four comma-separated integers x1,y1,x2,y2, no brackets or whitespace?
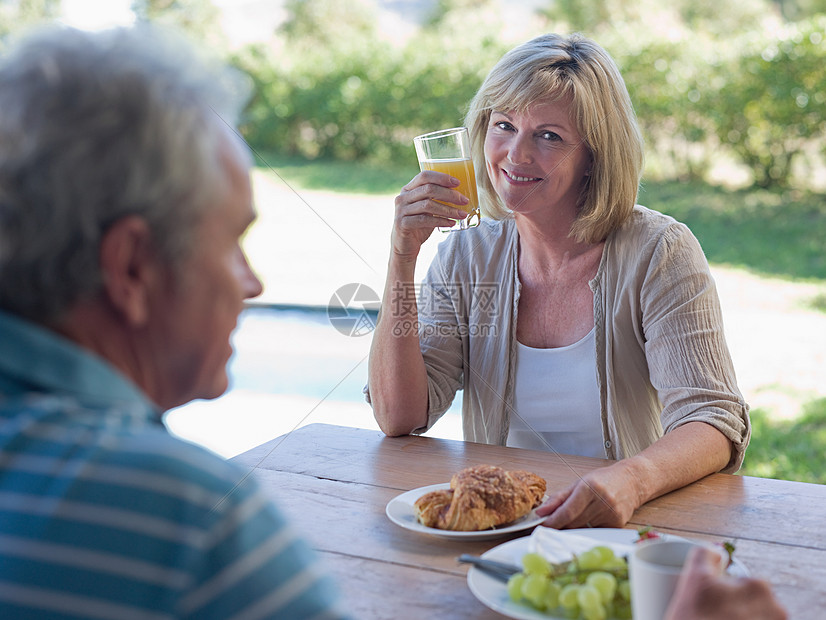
235,7,826,187
620,38,717,181
709,16,826,188
234,6,507,166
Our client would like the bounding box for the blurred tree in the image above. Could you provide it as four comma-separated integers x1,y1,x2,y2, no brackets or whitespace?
131,0,224,47
240,0,389,160
0,0,61,42
620,38,718,181
676,0,772,35
237,0,826,185
537,0,652,33
538,0,612,32
278,0,376,52
425,0,485,26
710,17,826,188
771,0,826,20
239,0,506,164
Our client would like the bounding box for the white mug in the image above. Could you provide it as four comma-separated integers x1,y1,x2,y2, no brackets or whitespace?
629,539,725,620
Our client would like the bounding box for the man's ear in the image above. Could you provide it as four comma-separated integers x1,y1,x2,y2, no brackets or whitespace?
98,216,162,327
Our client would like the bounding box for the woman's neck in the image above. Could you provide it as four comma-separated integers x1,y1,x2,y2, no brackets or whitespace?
514,211,596,272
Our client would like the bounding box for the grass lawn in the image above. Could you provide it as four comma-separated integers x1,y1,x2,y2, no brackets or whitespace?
740,398,826,484
255,152,826,283
639,181,826,282
255,154,826,485
252,151,419,195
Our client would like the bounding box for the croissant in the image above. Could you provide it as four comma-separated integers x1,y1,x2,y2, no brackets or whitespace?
414,465,546,531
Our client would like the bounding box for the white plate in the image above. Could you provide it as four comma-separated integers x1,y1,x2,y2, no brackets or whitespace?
467,528,748,620
385,483,547,541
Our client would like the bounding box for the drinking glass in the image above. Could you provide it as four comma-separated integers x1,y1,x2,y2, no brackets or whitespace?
413,127,481,232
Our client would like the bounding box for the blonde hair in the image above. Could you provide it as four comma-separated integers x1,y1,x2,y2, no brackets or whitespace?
465,33,644,243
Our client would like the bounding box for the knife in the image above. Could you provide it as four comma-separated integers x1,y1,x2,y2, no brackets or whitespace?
457,554,521,581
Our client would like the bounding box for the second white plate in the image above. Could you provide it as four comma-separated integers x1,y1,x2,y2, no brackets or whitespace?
467,528,748,620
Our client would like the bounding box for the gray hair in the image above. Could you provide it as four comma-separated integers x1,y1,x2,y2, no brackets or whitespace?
465,33,644,244
0,24,250,323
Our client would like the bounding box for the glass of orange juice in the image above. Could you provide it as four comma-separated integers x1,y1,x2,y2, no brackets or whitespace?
413,127,480,232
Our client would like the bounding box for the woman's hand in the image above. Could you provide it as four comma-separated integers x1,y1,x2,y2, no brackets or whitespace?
392,171,470,258
536,460,642,528
370,170,466,437
665,547,787,620
537,423,732,529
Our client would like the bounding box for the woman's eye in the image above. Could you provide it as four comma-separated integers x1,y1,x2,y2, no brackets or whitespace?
493,120,513,131
540,131,562,141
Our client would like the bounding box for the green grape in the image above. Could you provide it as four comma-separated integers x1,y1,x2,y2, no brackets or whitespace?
617,579,631,601
510,546,632,619
577,584,602,610
592,545,616,564
614,600,633,619
582,602,607,620
507,573,525,602
556,573,574,586
521,552,551,576
603,556,628,571
543,581,561,610
586,571,617,603
577,549,602,570
521,573,550,609
559,584,580,609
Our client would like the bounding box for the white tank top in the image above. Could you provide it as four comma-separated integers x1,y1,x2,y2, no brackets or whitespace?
506,328,605,457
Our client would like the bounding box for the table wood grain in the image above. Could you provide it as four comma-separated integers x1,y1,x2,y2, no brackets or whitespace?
233,423,826,619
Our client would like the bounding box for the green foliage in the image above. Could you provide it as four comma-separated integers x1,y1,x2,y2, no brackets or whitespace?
545,0,612,32
620,38,716,181
773,0,826,21
131,0,225,48
740,399,826,484
808,292,826,313
252,151,418,194
235,0,507,165
234,1,826,188
255,155,826,282
640,180,826,281
0,0,61,43
278,0,376,50
709,17,826,188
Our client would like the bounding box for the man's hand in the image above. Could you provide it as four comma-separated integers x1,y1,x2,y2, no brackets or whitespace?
665,546,787,620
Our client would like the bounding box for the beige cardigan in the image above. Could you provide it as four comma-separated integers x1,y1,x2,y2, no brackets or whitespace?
412,206,750,472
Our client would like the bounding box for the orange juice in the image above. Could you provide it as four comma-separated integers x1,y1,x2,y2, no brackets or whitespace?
419,157,479,214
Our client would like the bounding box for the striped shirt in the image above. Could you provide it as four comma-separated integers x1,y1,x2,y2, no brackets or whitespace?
0,310,349,619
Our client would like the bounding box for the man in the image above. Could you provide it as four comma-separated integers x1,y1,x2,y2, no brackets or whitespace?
0,25,347,618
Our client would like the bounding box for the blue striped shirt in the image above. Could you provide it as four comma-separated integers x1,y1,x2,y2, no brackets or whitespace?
0,310,349,619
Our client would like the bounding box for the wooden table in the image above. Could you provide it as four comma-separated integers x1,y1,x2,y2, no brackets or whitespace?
233,423,826,618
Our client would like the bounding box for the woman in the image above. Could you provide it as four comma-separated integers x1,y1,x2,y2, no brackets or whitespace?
367,33,750,528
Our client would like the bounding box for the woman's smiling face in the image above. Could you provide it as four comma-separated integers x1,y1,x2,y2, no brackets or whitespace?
484,97,592,221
